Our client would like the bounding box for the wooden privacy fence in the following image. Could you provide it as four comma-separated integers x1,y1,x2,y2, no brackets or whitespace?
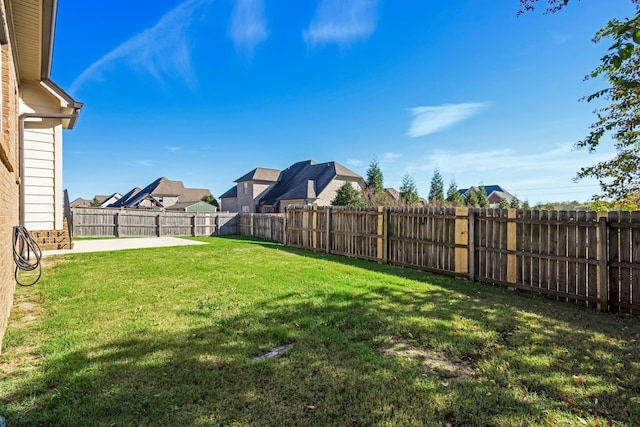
236,214,286,243
72,208,238,237
282,206,640,315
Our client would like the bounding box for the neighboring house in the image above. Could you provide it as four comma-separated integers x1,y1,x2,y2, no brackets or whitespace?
71,197,91,208
385,188,401,204
93,192,122,207
108,177,212,210
220,160,365,213
166,201,217,213
458,185,515,208
0,0,81,349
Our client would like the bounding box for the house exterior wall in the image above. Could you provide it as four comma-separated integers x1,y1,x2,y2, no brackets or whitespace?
236,181,274,213
316,177,364,206
221,197,238,213
0,13,22,351
20,83,65,231
157,195,179,207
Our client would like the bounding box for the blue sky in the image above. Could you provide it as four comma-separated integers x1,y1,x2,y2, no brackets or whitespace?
52,0,636,204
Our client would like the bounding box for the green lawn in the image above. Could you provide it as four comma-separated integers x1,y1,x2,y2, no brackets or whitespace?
1,236,639,426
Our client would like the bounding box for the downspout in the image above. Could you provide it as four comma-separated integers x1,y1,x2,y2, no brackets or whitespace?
18,112,79,226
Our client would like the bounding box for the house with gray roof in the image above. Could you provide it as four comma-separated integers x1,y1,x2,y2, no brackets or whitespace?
109,177,212,210
220,160,365,213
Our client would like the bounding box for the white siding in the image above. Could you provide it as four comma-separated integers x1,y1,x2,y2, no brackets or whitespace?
23,125,56,231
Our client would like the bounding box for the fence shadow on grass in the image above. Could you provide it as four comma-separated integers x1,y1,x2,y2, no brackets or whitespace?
3,235,640,425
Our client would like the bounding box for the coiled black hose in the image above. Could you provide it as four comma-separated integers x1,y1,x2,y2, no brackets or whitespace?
12,226,42,286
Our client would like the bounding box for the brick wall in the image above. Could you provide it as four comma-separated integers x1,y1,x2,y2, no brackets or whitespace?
0,19,20,352
30,224,73,251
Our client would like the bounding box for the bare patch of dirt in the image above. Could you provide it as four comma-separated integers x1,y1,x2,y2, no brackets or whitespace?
0,293,44,378
9,294,42,329
0,345,39,378
381,338,474,385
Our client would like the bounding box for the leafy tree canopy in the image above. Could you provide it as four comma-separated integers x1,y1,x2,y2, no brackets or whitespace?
201,194,219,207
520,0,640,200
332,182,365,207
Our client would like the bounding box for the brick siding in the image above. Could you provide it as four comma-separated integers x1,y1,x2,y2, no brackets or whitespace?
0,23,21,352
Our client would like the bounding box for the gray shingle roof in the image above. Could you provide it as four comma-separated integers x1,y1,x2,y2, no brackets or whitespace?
235,167,281,183
220,186,237,199
258,160,362,206
108,178,211,208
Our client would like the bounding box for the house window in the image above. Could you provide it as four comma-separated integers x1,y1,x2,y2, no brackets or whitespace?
243,182,248,195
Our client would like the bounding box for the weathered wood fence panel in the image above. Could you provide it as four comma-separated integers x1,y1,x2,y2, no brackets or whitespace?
72,208,237,237
281,206,640,315
236,213,286,243
388,207,458,275
608,211,640,314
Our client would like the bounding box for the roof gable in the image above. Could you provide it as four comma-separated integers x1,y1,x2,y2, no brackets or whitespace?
258,160,363,206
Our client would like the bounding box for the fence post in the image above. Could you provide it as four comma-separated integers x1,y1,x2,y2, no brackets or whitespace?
191,214,196,237
597,215,609,311
250,214,254,236
454,207,469,275
115,210,120,238
326,207,332,253
157,212,162,237
377,206,385,262
312,205,318,250
507,209,517,284
468,209,476,282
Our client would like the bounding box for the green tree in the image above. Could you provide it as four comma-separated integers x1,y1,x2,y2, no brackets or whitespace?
446,180,465,206
201,194,219,208
331,182,365,207
365,158,384,193
509,196,521,209
520,1,640,199
428,168,445,204
464,189,479,208
477,186,490,208
399,174,420,205
90,197,101,207
499,198,510,209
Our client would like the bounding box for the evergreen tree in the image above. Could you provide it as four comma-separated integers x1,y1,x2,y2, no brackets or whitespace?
498,198,509,209
509,197,521,209
446,180,464,206
90,197,101,207
428,168,445,204
465,189,479,208
331,182,365,207
522,200,531,209
399,174,420,205
477,185,490,208
365,159,384,193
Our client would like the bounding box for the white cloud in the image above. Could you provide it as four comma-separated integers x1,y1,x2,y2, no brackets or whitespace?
407,103,487,138
70,0,212,93
347,158,364,167
132,159,156,167
303,0,378,46
166,146,182,152
383,152,401,161
228,0,269,54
